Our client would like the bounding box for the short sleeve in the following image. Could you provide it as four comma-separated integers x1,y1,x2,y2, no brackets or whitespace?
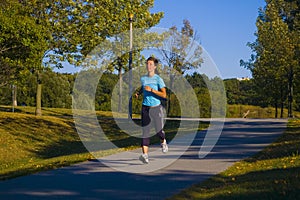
157,76,166,89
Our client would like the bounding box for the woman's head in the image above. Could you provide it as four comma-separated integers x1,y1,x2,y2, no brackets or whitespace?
146,56,159,74
147,56,158,66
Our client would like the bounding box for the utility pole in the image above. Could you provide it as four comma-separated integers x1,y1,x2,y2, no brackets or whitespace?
128,13,133,120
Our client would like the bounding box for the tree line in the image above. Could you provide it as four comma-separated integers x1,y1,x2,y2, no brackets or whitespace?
0,69,219,117
1,0,299,118
1,69,297,118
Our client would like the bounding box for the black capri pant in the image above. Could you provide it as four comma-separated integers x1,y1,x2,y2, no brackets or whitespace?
141,104,166,146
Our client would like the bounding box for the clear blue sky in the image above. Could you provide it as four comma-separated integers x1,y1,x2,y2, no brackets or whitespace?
151,0,266,79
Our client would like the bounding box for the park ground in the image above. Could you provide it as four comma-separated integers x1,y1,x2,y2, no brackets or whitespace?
0,106,299,199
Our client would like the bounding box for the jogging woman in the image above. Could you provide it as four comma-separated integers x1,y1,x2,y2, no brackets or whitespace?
136,56,168,164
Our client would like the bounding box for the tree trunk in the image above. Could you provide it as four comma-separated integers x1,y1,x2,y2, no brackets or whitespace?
288,67,293,118
280,101,284,118
11,84,17,112
275,102,278,118
12,85,17,107
167,74,174,117
35,83,42,116
118,66,122,113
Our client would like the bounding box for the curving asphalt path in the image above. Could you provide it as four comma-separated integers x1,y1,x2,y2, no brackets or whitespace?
0,118,288,200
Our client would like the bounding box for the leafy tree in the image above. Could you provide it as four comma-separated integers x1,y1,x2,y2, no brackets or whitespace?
224,78,257,105
0,0,48,108
241,0,298,117
23,0,162,115
158,19,203,116
185,72,207,89
95,72,118,111
1,0,163,115
41,71,72,108
281,0,300,116
224,79,241,105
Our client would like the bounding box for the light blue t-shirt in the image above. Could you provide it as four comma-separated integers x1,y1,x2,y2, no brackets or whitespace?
141,74,166,107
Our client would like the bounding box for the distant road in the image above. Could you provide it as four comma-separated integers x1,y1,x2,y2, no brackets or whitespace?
0,118,288,200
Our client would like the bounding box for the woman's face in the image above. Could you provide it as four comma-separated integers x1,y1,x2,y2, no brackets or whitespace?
146,60,156,73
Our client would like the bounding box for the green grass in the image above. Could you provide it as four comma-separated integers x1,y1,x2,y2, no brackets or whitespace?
0,110,94,180
226,104,300,118
168,119,300,200
0,105,208,180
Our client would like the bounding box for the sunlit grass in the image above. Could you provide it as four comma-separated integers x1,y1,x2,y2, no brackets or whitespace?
226,104,300,118
0,110,91,180
168,119,300,200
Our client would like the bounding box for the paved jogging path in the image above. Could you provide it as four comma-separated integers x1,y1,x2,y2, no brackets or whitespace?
0,118,288,200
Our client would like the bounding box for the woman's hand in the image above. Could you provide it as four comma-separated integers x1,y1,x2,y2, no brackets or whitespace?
144,86,151,92
144,86,167,99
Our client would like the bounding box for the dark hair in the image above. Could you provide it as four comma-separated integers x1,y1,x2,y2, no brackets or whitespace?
147,56,159,74
147,56,159,66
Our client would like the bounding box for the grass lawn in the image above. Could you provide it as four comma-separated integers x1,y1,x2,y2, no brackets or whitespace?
168,118,300,200
0,106,208,180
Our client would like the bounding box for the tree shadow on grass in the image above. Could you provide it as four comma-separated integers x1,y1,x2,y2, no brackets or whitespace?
0,106,22,113
245,126,300,162
188,166,300,200
31,118,185,159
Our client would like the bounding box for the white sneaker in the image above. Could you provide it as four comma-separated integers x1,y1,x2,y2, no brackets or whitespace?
139,154,149,164
161,140,168,153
